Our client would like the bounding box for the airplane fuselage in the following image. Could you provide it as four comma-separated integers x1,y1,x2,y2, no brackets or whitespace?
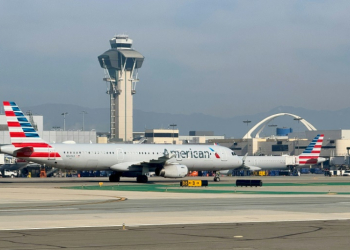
240,156,288,170
1,144,242,172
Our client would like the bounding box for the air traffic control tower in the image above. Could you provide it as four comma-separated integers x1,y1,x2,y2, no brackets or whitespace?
98,35,144,141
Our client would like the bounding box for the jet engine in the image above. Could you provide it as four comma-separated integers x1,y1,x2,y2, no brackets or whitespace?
159,164,188,178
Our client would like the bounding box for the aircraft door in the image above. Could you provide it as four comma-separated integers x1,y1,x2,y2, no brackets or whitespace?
48,148,56,160
220,149,227,161
116,148,124,161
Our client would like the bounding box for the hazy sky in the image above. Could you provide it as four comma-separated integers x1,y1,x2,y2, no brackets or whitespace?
0,0,349,118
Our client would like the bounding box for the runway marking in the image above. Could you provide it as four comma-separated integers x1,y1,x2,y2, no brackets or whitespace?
0,196,126,210
1,218,350,231
64,184,350,195
0,208,78,212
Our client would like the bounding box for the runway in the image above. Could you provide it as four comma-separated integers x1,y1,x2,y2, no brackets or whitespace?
1,176,350,249
1,221,349,250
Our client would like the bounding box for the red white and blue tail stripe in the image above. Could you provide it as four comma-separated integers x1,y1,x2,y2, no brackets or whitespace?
3,101,60,159
298,134,324,165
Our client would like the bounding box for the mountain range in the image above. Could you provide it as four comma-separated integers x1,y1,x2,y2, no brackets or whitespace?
16,104,350,138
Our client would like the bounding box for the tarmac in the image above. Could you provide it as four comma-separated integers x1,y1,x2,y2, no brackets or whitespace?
1,175,350,249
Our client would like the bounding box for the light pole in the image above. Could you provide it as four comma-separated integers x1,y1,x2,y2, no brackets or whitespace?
243,120,251,155
170,124,177,144
61,112,68,131
294,117,303,155
243,120,251,128
80,111,88,131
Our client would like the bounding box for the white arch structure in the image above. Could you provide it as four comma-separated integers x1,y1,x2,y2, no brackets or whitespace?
243,113,317,139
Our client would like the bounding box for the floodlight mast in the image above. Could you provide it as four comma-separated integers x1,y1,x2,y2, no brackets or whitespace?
98,34,144,141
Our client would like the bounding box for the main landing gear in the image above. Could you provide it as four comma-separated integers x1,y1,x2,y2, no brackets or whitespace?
136,175,148,183
213,171,220,182
109,172,121,182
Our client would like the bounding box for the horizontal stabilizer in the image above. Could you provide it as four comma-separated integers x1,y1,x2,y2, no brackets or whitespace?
13,147,34,157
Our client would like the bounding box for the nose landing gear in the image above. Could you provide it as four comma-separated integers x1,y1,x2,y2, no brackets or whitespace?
213,171,220,182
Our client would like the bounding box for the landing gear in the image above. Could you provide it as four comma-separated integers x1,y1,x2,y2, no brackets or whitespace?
289,166,300,177
136,175,148,183
109,172,121,182
213,171,220,182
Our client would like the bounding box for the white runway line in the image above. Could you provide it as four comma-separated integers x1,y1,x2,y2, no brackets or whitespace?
0,208,78,212
0,218,349,231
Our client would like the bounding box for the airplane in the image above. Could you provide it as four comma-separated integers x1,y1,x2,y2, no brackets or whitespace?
235,134,326,172
0,101,243,183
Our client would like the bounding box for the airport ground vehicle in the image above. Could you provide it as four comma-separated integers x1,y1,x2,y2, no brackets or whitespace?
2,170,18,178
343,170,350,176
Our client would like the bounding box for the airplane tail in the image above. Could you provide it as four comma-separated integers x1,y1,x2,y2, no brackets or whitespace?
298,134,324,165
3,101,58,159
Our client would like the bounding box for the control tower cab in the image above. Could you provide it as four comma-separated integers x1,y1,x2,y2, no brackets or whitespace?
98,34,144,141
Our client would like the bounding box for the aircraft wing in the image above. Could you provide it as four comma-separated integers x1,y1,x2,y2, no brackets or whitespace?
110,161,143,171
245,165,262,171
110,152,176,172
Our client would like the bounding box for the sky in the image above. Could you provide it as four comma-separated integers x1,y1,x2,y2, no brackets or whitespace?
0,0,349,118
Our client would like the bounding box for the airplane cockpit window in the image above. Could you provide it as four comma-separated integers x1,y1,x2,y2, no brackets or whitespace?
231,151,236,156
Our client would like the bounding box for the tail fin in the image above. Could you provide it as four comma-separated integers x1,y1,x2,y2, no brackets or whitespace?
298,134,324,165
3,101,48,148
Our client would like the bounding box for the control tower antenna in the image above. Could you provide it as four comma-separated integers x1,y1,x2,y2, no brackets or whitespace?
98,34,144,141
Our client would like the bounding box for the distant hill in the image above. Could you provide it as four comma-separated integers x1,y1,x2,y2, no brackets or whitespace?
22,104,350,138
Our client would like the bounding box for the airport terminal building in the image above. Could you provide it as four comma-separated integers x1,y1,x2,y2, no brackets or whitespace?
0,115,96,145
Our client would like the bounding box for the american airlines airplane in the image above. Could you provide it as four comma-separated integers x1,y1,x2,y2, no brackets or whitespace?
0,101,242,183
235,134,326,171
